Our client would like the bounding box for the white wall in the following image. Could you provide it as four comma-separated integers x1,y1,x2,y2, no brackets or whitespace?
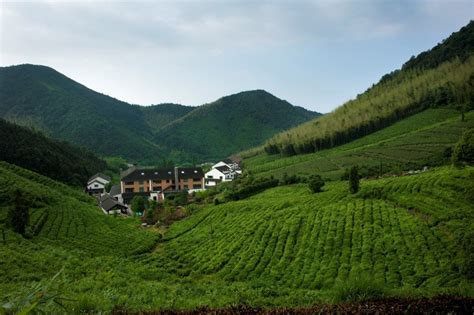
205,168,228,182
87,179,106,190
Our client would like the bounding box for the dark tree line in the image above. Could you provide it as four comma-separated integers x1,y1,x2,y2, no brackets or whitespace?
0,119,106,186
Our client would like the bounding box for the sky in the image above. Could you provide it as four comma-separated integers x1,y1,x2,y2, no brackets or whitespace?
0,0,472,113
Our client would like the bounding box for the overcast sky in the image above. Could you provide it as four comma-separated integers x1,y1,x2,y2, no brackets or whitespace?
1,0,472,112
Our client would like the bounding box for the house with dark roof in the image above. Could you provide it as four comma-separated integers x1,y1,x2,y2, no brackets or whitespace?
204,158,242,187
99,193,128,215
120,166,204,204
86,173,111,196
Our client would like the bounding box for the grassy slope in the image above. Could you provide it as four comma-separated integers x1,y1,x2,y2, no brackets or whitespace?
244,109,474,180
0,161,473,311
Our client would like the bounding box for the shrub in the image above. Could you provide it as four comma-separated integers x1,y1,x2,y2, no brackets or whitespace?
332,275,385,302
452,128,474,165
7,189,29,236
348,166,360,194
308,175,325,193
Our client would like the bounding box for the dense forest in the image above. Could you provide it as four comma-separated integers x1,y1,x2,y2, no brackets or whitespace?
0,66,318,163
262,21,474,157
156,90,320,161
0,119,106,186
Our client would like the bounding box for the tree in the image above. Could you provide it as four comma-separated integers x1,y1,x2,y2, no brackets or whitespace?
7,189,29,235
131,196,148,216
146,200,157,224
308,175,325,193
452,128,474,165
349,166,360,194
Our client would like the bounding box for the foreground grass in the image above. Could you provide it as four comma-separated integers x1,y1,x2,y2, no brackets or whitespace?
0,162,473,312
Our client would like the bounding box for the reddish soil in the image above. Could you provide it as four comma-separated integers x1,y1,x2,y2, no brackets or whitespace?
121,296,473,314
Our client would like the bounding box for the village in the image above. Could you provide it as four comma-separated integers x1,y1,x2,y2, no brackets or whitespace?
85,157,242,216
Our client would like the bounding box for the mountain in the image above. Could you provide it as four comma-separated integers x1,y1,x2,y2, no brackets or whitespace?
155,90,320,161
140,103,194,133
0,64,166,161
0,66,319,163
0,119,106,186
261,21,474,157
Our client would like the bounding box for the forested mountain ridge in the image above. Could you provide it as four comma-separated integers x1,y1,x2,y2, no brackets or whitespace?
0,64,165,160
155,90,320,160
260,21,474,157
0,118,106,186
0,65,319,163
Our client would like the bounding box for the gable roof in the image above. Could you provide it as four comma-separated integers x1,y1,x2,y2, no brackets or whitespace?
215,165,231,173
122,168,175,181
109,185,120,196
177,167,204,179
121,167,204,182
100,193,126,212
88,173,111,183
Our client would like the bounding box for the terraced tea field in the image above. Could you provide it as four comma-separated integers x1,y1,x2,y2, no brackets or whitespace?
0,161,159,256
1,162,472,312
243,109,474,179
157,166,473,296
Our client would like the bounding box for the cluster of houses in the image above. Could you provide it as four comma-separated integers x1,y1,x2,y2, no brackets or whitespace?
85,157,242,215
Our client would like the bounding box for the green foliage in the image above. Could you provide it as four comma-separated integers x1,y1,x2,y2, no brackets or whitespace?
226,177,280,201
0,119,106,186
1,162,473,311
155,90,320,161
244,109,474,180
131,196,148,215
7,189,29,236
332,275,385,302
348,166,360,194
0,65,318,163
308,175,325,193
452,128,474,165
262,22,474,157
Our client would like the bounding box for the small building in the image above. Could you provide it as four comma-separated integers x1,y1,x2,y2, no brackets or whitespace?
86,173,111,196
204,157,242,188
99,193,128,215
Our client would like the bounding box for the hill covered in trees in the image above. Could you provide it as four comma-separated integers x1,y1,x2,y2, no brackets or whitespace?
260,21,474,157
0,119,106,186
155,90,320,161
0,65,319,163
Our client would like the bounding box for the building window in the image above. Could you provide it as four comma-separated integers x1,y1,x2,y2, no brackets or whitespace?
207,175,213,179
193,185,202,189
219,176,223,180
139,181,144,185
125,181,134,185
139,187,144,192
94,184,99,187
125,188,134,192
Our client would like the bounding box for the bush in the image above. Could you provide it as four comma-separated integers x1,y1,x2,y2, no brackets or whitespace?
349,166,360,194
452,128,474,165
7,189,29,236
308,175,325,193
332,275,385,302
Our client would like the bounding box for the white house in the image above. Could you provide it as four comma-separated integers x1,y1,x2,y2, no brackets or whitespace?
205,162,241,187
86,173,111,196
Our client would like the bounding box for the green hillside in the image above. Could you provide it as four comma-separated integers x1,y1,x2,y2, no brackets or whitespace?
262,21,474,156
140,103,194,133
1,161,472,312
0,66,318,163
0,64,166,161
0,119,106,186
244,108,474,180
155,90,320,161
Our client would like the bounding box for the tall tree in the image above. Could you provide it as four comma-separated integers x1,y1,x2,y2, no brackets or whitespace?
349,166,360,194
7,189,29,235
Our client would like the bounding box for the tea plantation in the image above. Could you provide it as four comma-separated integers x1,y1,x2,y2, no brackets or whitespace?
243,109,474,180
2,160,472,312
